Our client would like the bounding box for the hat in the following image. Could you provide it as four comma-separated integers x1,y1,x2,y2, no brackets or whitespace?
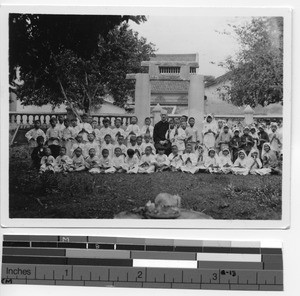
243,126,250,131
161,109,167,115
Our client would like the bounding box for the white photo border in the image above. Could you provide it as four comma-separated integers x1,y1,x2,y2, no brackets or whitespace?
0,5,292,229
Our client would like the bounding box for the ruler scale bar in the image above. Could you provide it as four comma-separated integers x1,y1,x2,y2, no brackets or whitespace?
1,235,283,291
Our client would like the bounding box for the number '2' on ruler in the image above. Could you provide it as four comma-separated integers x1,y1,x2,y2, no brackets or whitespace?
1,235,283,291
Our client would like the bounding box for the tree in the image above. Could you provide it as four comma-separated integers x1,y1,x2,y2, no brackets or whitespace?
9,14,153,114
218,17,283,107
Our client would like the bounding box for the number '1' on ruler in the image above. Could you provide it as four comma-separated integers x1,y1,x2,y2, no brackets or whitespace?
1,235,283,291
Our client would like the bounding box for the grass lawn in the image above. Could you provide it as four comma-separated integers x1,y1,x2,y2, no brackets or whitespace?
9,145,282,220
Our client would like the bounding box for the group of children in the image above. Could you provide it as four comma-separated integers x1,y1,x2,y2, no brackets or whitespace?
25,113,283,176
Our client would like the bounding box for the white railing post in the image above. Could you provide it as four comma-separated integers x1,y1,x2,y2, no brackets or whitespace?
244,105,254,125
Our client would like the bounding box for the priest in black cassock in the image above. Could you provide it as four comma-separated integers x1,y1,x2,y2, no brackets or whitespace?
153,109,171,155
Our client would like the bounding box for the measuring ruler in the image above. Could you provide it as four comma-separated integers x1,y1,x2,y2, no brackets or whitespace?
1,235,283,291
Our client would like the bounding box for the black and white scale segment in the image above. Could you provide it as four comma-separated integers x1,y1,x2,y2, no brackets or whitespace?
1,235,283,291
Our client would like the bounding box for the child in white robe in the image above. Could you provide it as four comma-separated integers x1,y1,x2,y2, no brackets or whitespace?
140,117,154,138
127,135,142,158
154,146,170,172
111,118,126,144
70,147,86,172
85,148,101,174
181,143,198,174
25,120,46,149
69,118,81,138
141,134,156,155
218,148,233,174
124,148,139,174
55,147,72,173
231,150,249,175
70,134,86,157
168,145,183,172
111,147,127,173
77,114,93,142
138,146,156,174
268,122,282,155
84,133,100,158
99,118,113,145
113,135,127,156
248,149,270,175
204,147,221,174
46,117,61,158
196,145,206,172
100,134,114,157
174,122,188,154
91,120,101,145
126,116,140,138
61,119,77,157
202,114,217,151
98,149,114,173
40,147,56,173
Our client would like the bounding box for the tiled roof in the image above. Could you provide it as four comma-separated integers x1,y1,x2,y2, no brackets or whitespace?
150,54,197,62
205,72,232,87
151,80,189,94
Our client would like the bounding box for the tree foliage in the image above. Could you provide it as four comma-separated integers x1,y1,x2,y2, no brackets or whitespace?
9,14,154,113
218,17,283,107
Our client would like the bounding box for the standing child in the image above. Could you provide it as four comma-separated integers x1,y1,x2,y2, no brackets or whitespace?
174,121,187,154
111,147,127,173
216,124,232,153
231,150,249,175
55,147,72,173
204,147,221,174
140,117,154,138
77,114,93,142
257,125,269,155
180,143,198,174
100,134,114,157
70,147,86,172
202,114,217,151
61,119,77,157
99,118,113,144
168,145,183,172
229,128,241,162
154,146,170,172
69,118,80,138
126,116,140,138
85,148,100,174
31,136,45,170
165,118,175,145
240,126,254,155
250,126,259,150
46,117,61,158
218,148,232,174
138,146,156,174
268,122,282,156
111,118,126,144
25,120,46,149
39,147,56,173
124,148,139,174
186,117,199,151
91,120,101,145
56,115,65,133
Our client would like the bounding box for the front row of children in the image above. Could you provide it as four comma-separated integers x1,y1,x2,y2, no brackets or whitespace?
34,133,282,176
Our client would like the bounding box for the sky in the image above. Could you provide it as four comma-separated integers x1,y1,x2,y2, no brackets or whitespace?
129,16,252,78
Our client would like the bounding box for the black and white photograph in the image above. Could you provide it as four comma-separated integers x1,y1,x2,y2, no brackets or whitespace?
1,6,291,227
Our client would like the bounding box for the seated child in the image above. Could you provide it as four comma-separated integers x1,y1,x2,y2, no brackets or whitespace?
70,134,86,157
40,147,56,173
141,134,156,155
114,135,127,156
55,146,72,173
70,147,86,172
111,118,126,144
140,117,154,138
85,148,101,174
124,148,139,174
218,148,233,174
126,116,140,138
138,146,156,174
31,135,45,170
25,119,46,149
168,145,183,172
100,134,114,157
204,147,221,174
180,143,198,174
99,118,113,144
98,148,114,173
127,135,141,158
154,146,170,172
61,118,77,157
111,147,127,173
136,135,144,153
248,149,270,175
231,150,249,175
84,133,100,158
